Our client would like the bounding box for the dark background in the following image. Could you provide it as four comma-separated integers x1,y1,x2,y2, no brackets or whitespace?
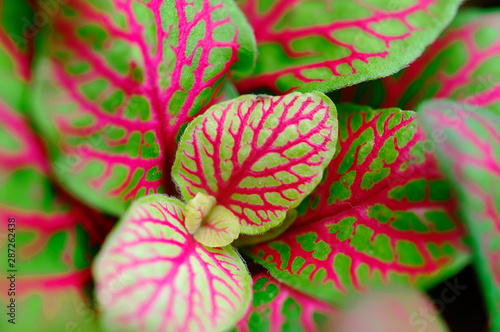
464,0,499,7
428,266,488,331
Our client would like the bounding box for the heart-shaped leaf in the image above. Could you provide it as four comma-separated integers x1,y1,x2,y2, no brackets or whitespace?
236,273,337,332
185,192,241,247
418,100,500,331
245,104,470,303
173,92,338,235
235,0,462,94
334,9,500,115
0,5,113,329
93,194,252,332
30,0,257,215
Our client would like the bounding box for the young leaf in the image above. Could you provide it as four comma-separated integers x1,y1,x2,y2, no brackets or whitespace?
93,194,252,332
235,0,462,94
334,9,500,115
185,192,218,234
245,104,470,303
236,273,337,332
0,6,113,329
184,192,240,247
194,202,241,247
30,0,257,215
173,92,338,235
418,100,500,331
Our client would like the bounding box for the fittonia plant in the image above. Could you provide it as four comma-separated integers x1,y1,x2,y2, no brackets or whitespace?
2,0,500,331
93,92,338,330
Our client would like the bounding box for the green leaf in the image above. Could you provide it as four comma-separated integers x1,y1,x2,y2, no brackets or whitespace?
333,9,500,115
235,0,463,94
245,104,470,303
30,0,257,215
0,0,32,110
173,92,338,235
418,99,500,331
0,3,113,329
236,273,337,332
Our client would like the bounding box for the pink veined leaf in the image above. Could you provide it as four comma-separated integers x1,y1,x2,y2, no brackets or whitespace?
0,186,112,332
0,3,114,330
234,0,462,94
236,273,338,332
0,87,112,331
93,194,252,332
172,92,338,235
245,104,470,303
30,0,257,215
418,100,500,331
334,9,500,115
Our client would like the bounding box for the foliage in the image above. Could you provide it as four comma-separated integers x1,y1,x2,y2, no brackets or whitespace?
419,100,500,330
2,0,500,331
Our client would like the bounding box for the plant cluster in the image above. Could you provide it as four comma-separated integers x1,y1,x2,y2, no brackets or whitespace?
1,0,500,331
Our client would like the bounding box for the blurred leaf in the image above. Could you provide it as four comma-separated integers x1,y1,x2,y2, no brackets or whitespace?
419,99,500,331
333,288,448,332
0,3,113,329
